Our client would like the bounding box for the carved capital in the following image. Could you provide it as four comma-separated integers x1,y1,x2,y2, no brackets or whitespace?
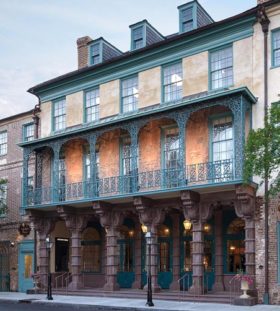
57,206,90,232
235,185,256,219
93,201,124,229
181,191,200,223
27,211,56,238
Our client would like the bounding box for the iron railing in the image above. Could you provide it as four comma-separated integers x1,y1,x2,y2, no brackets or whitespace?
24,159,234,207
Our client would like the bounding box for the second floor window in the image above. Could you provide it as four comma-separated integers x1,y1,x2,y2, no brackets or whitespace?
23,123,34,142
163,63,183,103
273,29,280,67
121,76,138,113
85,146,100,180
132,26,144,50
210,46,233,90
0,182,7,216
163,127,180,170
85,89,100,123
0,131,7,156
53,98,66,131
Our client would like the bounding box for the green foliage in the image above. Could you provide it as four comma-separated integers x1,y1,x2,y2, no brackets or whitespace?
0,178,7,216
244,102,280,196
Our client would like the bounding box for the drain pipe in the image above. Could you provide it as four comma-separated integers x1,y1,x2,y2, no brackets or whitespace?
258,5,270,305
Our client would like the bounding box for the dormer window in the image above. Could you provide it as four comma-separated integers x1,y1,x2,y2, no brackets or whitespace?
132,26,144,50
89,43,101,65
181,7,193,32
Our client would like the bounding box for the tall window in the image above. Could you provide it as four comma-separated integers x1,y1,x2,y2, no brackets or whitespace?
272,29,280,67
0,182,7,216
132,26,144,50
0,131,7,156
210,46,233,90
85,145,99,181
121,137,132,177
121,76,138,113
85,88,100,123
89,43,101,65
181,7,193,32
23,123,34,142
163,63,183,103
212,116,233,162
53,98,66,131
58,152,66,201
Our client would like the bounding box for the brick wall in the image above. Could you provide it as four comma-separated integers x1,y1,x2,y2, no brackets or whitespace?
77,36,92,69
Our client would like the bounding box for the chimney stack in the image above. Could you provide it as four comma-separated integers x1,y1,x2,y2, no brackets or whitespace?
77,36,92,69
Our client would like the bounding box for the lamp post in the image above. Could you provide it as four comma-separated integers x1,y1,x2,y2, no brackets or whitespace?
145,231,154,307
45,236,53,300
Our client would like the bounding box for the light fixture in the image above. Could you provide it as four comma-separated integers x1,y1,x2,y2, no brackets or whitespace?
164,228,170,235
128,230,134,238
183,219,192,231
204,224,211,233
141,224,148,234
230,245,236,251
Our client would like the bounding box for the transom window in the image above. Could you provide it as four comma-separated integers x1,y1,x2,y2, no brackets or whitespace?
53,98,66,131
23,123,34,142
273,29,280,67
132,26,144,50
181,7,193,32
89,43,101,65
212,116,233,161
121,77,138,113
163,63,183,103
85,88,100,123
210,47,233,90
0,131,7,156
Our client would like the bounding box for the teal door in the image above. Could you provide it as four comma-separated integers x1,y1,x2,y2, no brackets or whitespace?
204,222,215,291
18,240,34,293
0,242,10,291
117,219,135,288
180,222,192,290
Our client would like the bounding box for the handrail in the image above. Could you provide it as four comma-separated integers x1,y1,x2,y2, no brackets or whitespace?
229,274,241,304
65,273,72,295
55,272,69,290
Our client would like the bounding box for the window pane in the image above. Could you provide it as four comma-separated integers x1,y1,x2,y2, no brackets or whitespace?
24,124,34,142
163,63,183,102
122,77,138,113
85,89,100,122
0,131,7,155
211,47,233,90
227,240,245,273
54,99,66,131
90,43,100,65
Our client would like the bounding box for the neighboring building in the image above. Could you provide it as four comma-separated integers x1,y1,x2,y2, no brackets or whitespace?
19,0,280,304
0,110,35,292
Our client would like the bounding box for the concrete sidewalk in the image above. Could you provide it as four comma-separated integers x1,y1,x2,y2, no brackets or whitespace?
0,292,279,311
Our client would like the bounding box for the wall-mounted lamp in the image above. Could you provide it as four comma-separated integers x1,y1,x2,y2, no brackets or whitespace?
183,219,192,231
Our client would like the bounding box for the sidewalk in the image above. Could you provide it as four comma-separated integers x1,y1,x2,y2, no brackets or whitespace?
0,292,279,311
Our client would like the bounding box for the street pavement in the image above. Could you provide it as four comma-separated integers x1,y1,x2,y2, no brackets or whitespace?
0,292,280,311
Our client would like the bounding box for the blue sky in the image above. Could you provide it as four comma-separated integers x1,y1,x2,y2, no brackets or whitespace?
0,0,256,118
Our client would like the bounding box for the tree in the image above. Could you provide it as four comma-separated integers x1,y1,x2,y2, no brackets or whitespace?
244,102,280,196
0,178,7,215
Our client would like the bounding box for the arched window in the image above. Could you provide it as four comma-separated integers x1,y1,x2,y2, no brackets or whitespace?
81,227,101,273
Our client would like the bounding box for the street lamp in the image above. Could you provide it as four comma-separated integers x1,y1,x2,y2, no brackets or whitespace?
145,231,154,307
45,236,53,300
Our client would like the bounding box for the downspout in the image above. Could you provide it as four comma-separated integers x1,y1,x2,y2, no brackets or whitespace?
258,5,270,305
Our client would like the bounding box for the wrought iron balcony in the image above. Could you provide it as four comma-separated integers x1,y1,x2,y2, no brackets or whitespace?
24,159,235,208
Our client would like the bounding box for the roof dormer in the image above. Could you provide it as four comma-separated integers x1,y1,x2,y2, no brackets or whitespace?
130,20,164,51
88,38,123,66
178,0,214,34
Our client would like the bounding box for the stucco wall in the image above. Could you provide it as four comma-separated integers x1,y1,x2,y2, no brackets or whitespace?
40,101,52,138
138,67,161,108
100,80,120,119
64,140,84,184
66,91,83,128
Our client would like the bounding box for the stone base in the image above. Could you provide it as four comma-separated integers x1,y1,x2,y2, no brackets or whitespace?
103,282,120,291
68,281,83,290
26,288,41,294
233,297,258,306
143,284,161,293
212,282,225,292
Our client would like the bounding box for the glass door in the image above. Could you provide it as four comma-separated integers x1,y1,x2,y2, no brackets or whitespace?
203,222,215,290
180,222,192,290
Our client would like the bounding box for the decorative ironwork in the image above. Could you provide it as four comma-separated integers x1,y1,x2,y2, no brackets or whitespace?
22,94,249,209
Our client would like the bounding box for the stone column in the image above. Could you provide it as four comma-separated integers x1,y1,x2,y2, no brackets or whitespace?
28,212,56,289
181,191,213,295
93,202,124,291
235,186,256,279
132,222,142,289
170,214,180,290
134,196,165,292
212,207,225,292
57,206,90,290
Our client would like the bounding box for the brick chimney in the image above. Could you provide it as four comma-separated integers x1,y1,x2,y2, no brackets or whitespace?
257,0,269,4
77,36,92,69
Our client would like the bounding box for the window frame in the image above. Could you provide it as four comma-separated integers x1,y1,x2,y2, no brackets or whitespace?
209,45,233,91
0,181,7,217
88,42,102,66
84,87,100,123
22,122,34,142
131,25,145,51
162,61,183,104
272,28,280,68
178,3,195,34
0,131,7,156
120,75,139,114
52,97,66,132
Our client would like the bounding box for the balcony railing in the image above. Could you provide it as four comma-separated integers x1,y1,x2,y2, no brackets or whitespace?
25,159,235,207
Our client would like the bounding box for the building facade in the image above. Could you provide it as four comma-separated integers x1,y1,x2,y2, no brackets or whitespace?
0,110,35,292
20,0,280,304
